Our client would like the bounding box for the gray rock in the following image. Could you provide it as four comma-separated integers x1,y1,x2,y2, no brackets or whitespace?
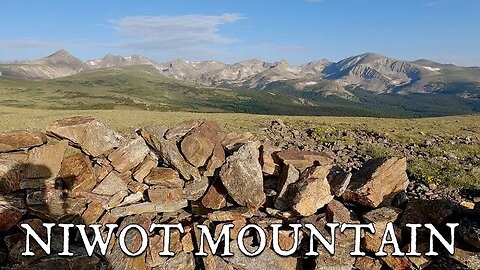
220,141,265,209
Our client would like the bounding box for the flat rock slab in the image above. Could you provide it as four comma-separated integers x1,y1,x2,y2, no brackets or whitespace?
108,137,149,173
48,117,122,157
276,148,334,172
92,171,128,196
144,167,184,188
343,157,409,208
220,141,265,209
180,121,220,168
0,131,47,153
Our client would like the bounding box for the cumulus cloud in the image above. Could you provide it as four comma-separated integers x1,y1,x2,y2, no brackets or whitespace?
109,13,244,50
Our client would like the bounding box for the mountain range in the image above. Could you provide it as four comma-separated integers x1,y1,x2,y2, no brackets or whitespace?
1,49,479,100
0,50,479,117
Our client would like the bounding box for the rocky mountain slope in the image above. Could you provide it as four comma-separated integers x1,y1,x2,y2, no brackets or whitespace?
0,50,88,79
1,50,480,100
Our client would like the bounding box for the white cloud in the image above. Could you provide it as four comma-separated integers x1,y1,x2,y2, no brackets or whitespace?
109,13,244,50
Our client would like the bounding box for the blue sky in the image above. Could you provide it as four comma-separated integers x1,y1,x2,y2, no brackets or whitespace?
1,0,479,66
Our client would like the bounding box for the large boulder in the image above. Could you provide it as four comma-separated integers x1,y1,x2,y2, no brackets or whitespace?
342,157,409,208
0,131,47,153
219,141,265,209
48,117,122,157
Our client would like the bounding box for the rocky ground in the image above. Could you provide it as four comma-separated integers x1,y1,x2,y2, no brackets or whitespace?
0,117,478,270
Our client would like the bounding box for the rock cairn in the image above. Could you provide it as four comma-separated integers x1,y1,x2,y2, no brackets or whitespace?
0,117,478,269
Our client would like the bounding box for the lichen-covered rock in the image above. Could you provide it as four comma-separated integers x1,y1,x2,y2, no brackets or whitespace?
0,159,22,193
343,157,409,208
57,153,97,196
0,131,47,153
138,128,201,181
92,171,128,196
180,121,220,168
290,165,333,216
48,117,122,157
108,137,149,173
274,164,300,211
220,141,265,209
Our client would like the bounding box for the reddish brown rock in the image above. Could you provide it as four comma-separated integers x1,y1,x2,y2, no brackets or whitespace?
0,195,26,232
221,131,255,151
92,171,128,196
118,191,143,206
181,227,195,253
165,120,203,140
203,140,225,176
161,252,195,270
105,190,128,210
276,148,334,171
48,117,122,157
260,143,282,176
183,176,209,201
0,131,47,153
57,153,97,195
291,165,333,216
343,157,409,208
132,154,157,182
214,218,247,240
81,201,105,225
326,199,357,224
362,207,402,252
399,199,458,227
93,158,113,181
146,234,167,267
207,207,255,222
181,121,220,168
201,181,228,210
107,215,151,270
138,128,201,181
24,140,68,180
225,241,298,270
219,141,265,209
144,167,183,188
108,137,149,173
148,187,185,205
362,207,412,270
0,159,22,193
354,257,383,270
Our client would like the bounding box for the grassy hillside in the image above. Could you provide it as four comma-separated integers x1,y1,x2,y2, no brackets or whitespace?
1,65,479,117
0,106,478,189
